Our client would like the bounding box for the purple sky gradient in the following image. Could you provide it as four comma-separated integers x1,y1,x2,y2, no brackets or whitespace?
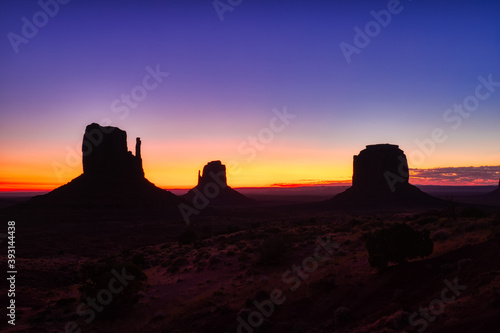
1,0,499,188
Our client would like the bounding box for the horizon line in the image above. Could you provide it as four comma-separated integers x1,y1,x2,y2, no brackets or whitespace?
1,181,498,194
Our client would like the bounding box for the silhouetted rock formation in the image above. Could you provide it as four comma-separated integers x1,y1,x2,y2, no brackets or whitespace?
197,160,227,189
328,144,442,208
489,178,500,197
352,144,409,192
83,123,144,179
182,160,257,207
19,123,186,216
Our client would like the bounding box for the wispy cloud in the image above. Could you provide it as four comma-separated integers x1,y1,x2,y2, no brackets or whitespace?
410,166,500,185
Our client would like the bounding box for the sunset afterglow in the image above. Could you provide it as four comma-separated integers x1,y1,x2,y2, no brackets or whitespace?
1,0,499,192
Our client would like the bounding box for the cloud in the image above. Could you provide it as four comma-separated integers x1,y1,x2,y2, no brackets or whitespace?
410,166,500,185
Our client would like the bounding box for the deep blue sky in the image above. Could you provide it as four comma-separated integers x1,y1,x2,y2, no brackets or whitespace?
1,0,499,189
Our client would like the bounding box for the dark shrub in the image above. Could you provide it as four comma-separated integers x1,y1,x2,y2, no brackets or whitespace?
460,207,486,218
226,225,240,234
365,223,433,270
201,225,213,239
238,252,250,262
310,274,337,293
432,229,450,241
250,221,262,229
178,228,198,245
78,260,146,320
132,253,146,267
414,216,438,226
259,235,291,265
168,257,189,272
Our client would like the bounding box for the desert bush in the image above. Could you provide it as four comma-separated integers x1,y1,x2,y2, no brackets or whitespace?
433,229,451,241
462,220,489,232
131,253,146,267
209,254,222,266
250,221,262,229
334,306,351,324
226,225,240,234
457,258,473,272
56,297,75,307
201,225,213,239
460,207,487,218
414,216,438,226
178,228,198,245
365,223,433,270
349,218,364,227
238,252,250,262
370,309,409,331
78,260,146,320
168,257,189,273
258,235,291,265
309,274,336,293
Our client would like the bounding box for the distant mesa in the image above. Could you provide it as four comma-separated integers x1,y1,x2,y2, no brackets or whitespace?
328,144,442,208
25,123,185,213
182,160,257,207
352,144,410,193
197,160,227,189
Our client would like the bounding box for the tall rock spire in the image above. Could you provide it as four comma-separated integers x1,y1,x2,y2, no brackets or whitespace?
136,137,141,159
21,123,185,216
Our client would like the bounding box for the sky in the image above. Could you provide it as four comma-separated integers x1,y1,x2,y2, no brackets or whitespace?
1,0,499,191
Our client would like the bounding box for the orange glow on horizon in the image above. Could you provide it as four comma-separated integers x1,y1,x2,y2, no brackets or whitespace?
1,137,498,193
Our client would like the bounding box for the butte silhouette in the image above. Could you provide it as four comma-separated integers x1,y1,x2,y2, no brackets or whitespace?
326,144,443,209
182,160,257,207
23,123,185,214
488,178,500,197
